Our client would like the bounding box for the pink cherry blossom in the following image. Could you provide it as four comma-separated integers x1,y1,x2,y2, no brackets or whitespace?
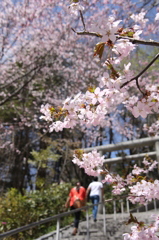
132,164,144,175
131,101,150,118
72,150,105,176
131,10,148,27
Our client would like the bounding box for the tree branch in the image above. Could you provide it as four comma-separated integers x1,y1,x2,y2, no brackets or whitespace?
73,30,159,47
0,67,40,106
73,29,159,94
0,65,40,90
117,36,159,47
71,29,102,38
0,43,57,90
120,52,159,89
136,78,145,95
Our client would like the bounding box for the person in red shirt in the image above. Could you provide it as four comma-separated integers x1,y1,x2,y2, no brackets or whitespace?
65,182,86,235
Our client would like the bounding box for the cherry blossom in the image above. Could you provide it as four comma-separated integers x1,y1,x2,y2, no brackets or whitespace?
155,12,159,21
123,215,159,240
40,104,52,122
144,121,159,136
131,101,151,118
130,11,149,27
69,2,84,16
112,40,136,64
90,17,121,43
132,164,144,175
100,24,117,43
72,150,105,176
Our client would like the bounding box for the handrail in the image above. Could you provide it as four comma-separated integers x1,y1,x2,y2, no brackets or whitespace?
0,201,105,239
0,196,156,240
0,197,122,239
82,136,159,153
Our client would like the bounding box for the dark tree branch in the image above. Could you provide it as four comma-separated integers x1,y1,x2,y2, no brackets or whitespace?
0,67,40,106
23,130,50,151
79,10,86,31
136,78,145,95
120,52,159,90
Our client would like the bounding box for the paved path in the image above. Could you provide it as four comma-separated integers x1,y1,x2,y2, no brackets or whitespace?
36,210,159,240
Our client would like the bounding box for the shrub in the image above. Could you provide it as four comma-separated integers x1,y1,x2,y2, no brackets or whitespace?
0,183,72,239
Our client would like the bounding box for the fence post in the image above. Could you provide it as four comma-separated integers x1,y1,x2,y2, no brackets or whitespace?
86,208,90,240
145,203,148,212
56,218,60,240
120,199,124,221
113,200,116,221
154,198,157,211
103,203,106,236
126,198,130,214
98,150,103,214
155,141,159,171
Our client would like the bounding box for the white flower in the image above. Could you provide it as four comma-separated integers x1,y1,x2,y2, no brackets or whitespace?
155,12,159,21
131,11,148,27
69,3,84,16
100,25,117,42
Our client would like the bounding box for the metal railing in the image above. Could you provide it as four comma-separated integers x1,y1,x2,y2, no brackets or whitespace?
0,197,158,240
0,201,106,240
0,196,126,240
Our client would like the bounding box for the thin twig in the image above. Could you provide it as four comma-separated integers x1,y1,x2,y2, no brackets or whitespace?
72,29,102,38
120,52,159,89
79,10,86,31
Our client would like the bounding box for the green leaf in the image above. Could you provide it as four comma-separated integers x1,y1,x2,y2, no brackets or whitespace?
127,31,134,37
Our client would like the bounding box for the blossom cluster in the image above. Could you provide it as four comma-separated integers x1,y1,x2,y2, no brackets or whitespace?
40,87,127,132
90,16,121,43
143,121,159,137
123,218,159,240
40,5,159,132
72,150,105,176
128,179,159,204
40,8,159,130
40,77,159,132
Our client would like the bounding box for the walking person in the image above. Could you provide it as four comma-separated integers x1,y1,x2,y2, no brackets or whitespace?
86,176,104,222
65,181,86,235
